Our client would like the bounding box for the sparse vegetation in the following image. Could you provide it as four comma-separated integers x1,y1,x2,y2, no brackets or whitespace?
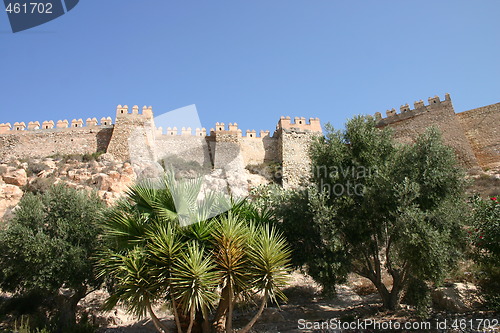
246,162,282,184
468,173,500,198
22,177,58,194
48,151,105,164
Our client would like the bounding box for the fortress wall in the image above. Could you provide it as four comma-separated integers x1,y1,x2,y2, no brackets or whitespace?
213,132,243,170
457,103,500,169
106,106,155,162
0,126,113,162
279,130,319,188
276,117,323,188
155,135,212,168
376,95,479,169
239,135,279,166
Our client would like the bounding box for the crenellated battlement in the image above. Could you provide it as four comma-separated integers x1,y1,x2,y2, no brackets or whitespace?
375,93,452,125
277,116,322,132
116,105,153,118
156,126,208,137
206,122,275,138
1,98,496,186
0,117,113,134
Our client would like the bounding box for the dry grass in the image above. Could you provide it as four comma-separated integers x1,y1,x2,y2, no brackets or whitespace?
467,173,500,198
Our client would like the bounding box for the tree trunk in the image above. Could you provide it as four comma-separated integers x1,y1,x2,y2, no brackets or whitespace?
213,285,230,332
239,290,268,333
186,307,196,333
146,300,169,333
225,284,233,333
201,305,210,333
56,286,86,333
374,280,403,310
171,296,183,333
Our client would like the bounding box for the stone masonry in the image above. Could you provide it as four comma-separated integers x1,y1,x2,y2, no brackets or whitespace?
375,94,499,170
0,94,498,189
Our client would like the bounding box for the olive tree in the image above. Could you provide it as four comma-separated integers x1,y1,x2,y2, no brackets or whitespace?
276,116,467,310
0,185,105,331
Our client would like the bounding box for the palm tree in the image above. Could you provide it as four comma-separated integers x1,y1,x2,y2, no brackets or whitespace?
98,247,168,332
98,172,291,333
240,224,291,333
211,213,251,332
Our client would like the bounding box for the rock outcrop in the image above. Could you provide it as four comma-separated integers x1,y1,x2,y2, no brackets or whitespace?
0,156,272,222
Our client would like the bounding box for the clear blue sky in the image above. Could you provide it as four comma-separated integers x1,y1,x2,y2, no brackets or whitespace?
1,0,499,132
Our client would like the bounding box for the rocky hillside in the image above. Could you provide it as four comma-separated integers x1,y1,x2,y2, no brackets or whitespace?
0,153,271,222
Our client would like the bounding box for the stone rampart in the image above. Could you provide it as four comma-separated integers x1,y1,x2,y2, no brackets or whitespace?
375,94,480,169
1,95,498,189
0,116,113,161
457,103,500,169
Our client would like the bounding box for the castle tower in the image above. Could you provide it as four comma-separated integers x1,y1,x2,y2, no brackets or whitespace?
212,121,244,170
107,104,157,162
276,116,323,188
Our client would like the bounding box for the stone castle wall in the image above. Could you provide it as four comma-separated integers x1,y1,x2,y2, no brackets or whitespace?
0,95,498,189
0,120,113,161
375,94,494,169
457,103,500,169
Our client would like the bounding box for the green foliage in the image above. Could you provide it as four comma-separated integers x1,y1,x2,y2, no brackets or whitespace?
0,185,104,294
13,317,50,333
0,185,105,329
49,151,104,163
468,195,500,310
274,116,468,309
98,173,291,332
252,185,347,295
171,243,219,315
403,277,431,318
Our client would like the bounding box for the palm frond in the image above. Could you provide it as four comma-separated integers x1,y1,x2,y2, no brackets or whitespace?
247,225,292,304
171,243,220,314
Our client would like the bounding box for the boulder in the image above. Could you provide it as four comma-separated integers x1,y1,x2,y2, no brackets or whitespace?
0,184,23,221
91,173,113,191
97,153,115,164
108,171,121,181
2,168,28,187
432,283,482,312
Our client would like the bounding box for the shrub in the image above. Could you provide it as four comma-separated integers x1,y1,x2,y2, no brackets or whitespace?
23,177,57,194
468,195,500,310
0,185,105,331
25,163,50,177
